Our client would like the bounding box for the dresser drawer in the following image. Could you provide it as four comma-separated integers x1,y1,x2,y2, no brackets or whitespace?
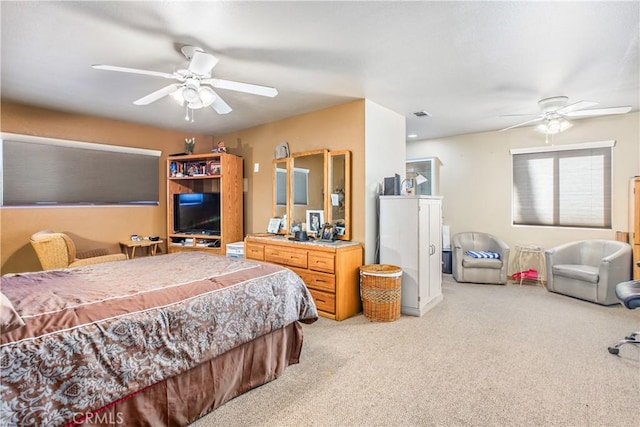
308,288,336,314
292,268,336,293
265,247,308,269
245,243,265,261
309,251,335,273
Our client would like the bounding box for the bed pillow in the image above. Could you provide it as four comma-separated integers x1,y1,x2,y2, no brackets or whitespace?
0,292,25,334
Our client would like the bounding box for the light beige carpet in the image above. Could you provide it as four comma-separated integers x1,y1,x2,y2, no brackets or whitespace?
192,276,639,426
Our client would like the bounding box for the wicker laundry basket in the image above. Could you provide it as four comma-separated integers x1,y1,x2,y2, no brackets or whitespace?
360,264,403,322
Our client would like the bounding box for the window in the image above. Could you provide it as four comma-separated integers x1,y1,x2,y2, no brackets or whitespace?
1,133,161,206
511,141,613,228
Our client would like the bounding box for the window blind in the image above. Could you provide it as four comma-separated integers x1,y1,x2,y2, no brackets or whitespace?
1,134,161,206
512,143,612,228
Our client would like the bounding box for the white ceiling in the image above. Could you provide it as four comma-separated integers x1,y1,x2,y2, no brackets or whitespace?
1,1,638,141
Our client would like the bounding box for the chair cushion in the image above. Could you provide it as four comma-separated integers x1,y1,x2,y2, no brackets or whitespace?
615,280,640,309
462,255,502,269
553,264,599,283
465,250,500,259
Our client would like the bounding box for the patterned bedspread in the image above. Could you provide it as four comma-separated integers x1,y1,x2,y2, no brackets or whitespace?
0,252,317,426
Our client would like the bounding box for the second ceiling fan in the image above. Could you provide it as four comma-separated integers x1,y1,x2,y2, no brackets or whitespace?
498,96,631,134
93,45,278,116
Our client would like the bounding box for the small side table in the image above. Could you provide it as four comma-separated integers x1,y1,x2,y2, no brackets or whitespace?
515,244,545,287
119,240,163,259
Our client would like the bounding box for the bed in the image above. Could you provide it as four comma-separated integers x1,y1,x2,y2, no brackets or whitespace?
0,251,318,426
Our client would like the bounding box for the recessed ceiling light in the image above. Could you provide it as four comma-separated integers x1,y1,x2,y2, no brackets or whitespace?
407,133,418,138
413,111,432,117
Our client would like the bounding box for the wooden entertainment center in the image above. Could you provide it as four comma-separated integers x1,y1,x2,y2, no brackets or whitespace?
167,153,243,255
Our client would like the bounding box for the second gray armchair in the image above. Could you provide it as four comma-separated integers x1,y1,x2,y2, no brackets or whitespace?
452,232,510,284
545,239,632,305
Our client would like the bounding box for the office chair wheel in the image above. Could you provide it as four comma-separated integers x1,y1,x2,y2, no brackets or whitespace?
608,346,620,355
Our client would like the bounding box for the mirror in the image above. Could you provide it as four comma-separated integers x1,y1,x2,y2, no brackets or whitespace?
329,151,351,240
272,149,351,240
291,149,328,236
273,158,290,233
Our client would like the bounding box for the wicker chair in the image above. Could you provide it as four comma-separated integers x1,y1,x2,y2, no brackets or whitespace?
30,230,127,270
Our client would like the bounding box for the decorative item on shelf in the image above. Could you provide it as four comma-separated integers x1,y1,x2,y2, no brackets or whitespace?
290,221,302,235
288,230,313,242
184,137,196,154
274,141,290,159
185,161,208,176
401,172,428,195
212,141,227,153
206,161,221,175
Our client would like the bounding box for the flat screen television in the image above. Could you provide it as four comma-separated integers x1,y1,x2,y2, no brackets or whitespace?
173,192,221,234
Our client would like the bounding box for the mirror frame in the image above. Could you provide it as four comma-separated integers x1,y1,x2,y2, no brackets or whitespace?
291,149,329,234
272,148,351,240
272,157,292,234
328,150,351,241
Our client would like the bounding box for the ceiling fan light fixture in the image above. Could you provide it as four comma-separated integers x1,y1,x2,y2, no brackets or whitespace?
537,117,572,135
182,86,200,103
188,99,203,110
199,87,216,107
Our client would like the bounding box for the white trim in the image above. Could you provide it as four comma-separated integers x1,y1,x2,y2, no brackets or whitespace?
0,132,162,157
406,156,440,164
509,140,615,155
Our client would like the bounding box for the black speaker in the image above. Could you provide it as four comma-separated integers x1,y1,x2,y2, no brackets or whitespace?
383,174,401,195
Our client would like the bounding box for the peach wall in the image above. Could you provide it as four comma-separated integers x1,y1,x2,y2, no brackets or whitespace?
1,101,213,273
214,100,366,244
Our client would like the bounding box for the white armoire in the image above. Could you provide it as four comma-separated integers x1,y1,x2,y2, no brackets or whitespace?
379,195,443,316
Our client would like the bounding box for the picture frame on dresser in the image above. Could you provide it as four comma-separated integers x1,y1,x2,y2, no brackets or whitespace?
320,224,334,241
306,210,324,236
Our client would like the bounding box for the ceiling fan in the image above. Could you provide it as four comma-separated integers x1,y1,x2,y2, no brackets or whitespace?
498,96,631,134
92,45,278,117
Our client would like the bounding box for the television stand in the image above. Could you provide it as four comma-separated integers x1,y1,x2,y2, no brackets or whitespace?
167,153,243,256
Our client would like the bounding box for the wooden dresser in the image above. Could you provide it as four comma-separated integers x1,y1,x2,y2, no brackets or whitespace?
244,235,363,320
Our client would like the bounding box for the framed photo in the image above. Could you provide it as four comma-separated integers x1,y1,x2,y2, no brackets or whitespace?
320,224,334,241
306,210,324,236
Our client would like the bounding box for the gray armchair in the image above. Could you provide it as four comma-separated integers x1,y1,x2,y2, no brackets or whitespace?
545,239,632,305
452,232,510,284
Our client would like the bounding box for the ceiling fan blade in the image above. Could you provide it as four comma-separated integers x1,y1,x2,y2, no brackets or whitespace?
188,51,219,76
92,64,177,80
204,78,278,97
499,113,539,117
133,84,182,105
557,101,599,115
563,106,632,117
498,117,544,132
209,90,232,114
